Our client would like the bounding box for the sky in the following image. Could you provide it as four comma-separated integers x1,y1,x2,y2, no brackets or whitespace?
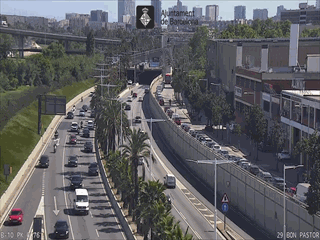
0,0,316,22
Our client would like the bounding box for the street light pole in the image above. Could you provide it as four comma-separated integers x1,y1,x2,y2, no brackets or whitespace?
283,164,303,240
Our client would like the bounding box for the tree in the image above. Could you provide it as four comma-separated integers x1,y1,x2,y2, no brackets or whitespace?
294,131,320,180
305,161,320,215
233,124,242,149
245,104,267,161
86,30,95,56
188,26,209,70
270,121,285,171
121,128,150,221
43,42,65,59
0,34,14,60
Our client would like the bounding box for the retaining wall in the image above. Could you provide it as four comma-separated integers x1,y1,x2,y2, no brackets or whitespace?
149,77,320,239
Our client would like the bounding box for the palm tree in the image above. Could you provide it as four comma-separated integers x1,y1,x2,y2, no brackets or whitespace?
166,223,194,240
121,128,150,219
154,214,177,240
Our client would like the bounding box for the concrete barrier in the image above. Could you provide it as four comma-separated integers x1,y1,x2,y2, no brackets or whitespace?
148,77,320,239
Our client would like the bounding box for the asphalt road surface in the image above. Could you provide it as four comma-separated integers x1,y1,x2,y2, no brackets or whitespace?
0,98,125,240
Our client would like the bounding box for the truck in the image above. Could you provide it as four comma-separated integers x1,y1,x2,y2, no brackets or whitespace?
295,183,310,203
164,66,172,84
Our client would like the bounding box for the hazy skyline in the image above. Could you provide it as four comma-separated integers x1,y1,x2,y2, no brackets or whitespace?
0,0,315,22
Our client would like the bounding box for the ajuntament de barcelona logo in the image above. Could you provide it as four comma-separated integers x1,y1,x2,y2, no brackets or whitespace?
161,10,199,26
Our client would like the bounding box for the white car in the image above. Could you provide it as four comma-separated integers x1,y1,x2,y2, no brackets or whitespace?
87,120,94,130
79,110,85,117
212,144,221,151
128,80,133,85
71,122,79,132
127,96,132,102
277,150,291,161
138,97,143,102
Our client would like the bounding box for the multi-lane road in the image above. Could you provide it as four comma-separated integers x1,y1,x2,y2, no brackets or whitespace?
1,83,252,240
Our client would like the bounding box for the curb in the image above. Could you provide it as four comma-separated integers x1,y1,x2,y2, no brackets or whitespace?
0,86,95,226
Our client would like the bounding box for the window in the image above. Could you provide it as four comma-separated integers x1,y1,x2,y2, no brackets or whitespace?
302,106,309,127
291,101,301,123
316,109,320,131
310,107,314,128
263,100,270,112
281,98,290,118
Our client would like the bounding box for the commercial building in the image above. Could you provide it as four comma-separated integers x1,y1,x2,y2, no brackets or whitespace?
101,12,108,22
69,14,90,30
151,0,162,27
253,9,268,20
66,13,78,20
193,6,202,19
281,3,320,24
90,10,102,22
205,5,219,21
234,5,246,20
118,0,135,23
207,27,320,157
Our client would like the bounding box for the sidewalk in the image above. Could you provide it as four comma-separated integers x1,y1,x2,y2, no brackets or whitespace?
162,86,303,188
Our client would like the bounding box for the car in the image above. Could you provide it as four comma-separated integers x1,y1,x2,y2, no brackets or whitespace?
144,88,150,93
138,97,143,102
125,104,131,110
228,155,238,161
190,130,198,137
66,111,74,119
166,194,172,206
69,134,77,144
159,98,164,106
249,165,260,175
84,141,93,152
234,158,247,164
277,150,291,161
257,171,273,183
134,116,142,123
70,122,79,132
83,127,90,138
88,162,99,176
70,175,83,189
89,92,94,97
87,120,94,130
54,220,69,239
39,155,49,168
82,105,88,112
8,208,23,225
127,96,132,102
79,109,85,117
212,144,221,151
132,92,137,98
272,177,286,190
218,150,229,157
181,123,190,132
90,110,95,118
196,134,205,142
203,137,213,145
237,159,249,166
166,109,174,118
138,157,144,165
164,174,176,188
241,162,252,170
128,80,133,85
68,155,78,167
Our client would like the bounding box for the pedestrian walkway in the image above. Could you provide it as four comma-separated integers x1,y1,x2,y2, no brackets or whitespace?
159,83,304,189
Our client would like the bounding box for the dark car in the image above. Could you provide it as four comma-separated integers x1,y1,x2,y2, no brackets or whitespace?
54,220,69,239
249,165,260,175
70,175,83,189
83,128,90,138
144,88,150,93
66,111,74,119
68,155,78,167
84,141,93,152
124,104,131,110
272,177,286,190
88,162,99,176
69,134,77,144
258,142,274,152
166,195,172,206
39,155,49,168
90,110,95,118
82,105,88,112
134,116,142,123
132,92,137,98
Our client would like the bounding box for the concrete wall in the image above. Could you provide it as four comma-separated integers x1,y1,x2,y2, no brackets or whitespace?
149,77,320,239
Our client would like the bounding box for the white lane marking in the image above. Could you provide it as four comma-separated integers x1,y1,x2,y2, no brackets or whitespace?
89,210,93,219
62,135,76,240
179,212,186,221
53,196,60,215
95,229,100,237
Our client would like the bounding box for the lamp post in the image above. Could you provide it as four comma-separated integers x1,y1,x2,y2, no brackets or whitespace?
108,97,126,149
283,164,303,240
142,118,166,178
186,159,233,240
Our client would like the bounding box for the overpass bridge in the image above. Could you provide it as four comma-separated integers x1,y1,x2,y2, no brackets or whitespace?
0,27,121,57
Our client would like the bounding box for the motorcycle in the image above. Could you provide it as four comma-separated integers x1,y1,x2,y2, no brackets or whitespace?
54,143,57,153
81,97,83,102
54,131,59,139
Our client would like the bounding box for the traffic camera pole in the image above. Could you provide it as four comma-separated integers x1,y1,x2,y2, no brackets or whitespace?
38,95,42,135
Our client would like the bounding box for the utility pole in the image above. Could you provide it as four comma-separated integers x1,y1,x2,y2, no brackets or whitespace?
94,63,111,98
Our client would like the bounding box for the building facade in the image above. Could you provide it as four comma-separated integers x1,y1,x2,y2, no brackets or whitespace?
193,6,202,19
234,5,246,20
69,15,89,30
253,9,268,20
151,0,162,27
101,12,108,22
281,5,320,24
205,5,219,21
118,0,135,23
66,13,79,20
90,10,102,22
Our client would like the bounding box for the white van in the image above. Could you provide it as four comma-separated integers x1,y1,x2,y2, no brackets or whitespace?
164,174,176,188
74,188,89,215
295,183,310,202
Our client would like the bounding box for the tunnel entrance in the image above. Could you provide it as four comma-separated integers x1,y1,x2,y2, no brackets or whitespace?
127,69,162,85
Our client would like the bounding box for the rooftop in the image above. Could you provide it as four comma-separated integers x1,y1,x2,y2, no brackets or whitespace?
282,90,320,102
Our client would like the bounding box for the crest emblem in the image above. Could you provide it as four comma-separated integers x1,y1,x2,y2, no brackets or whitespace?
139,7,151,27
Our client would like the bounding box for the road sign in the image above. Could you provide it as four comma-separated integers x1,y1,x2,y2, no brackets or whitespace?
221,193,229,203
222,203,229,212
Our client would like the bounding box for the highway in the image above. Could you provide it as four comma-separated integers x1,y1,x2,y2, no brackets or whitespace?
0,97,125,240
125,84,239,240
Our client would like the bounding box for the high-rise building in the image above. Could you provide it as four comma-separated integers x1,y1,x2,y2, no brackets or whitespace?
316,0,320,9
101,12,108,22
277,5,285,17
205,5,219,21
90,10,103,22
193,6,202,19
281,5,320,24
253,9,268,20
234,5,246,20
151,0,162,27
66,13,78,20
118,0,135,23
